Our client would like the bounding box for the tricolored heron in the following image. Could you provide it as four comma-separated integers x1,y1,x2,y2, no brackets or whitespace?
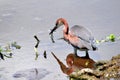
49,18,97,58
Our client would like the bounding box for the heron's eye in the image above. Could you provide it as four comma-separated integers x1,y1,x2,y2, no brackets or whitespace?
55,21,63,27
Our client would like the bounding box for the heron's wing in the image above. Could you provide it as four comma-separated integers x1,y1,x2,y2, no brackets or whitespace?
70,25,94,43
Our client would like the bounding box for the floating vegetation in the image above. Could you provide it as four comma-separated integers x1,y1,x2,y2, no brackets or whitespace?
11,42,21,49
34,35,47,60
34,47,39,60
34,35,40,60
96,34,120,44
0,41,21,60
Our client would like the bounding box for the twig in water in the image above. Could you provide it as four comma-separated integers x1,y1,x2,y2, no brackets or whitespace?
34,35,40,60
43,50,47,59
34,35,40,48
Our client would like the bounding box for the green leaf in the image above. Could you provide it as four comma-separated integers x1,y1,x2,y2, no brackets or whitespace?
0,47,3,52
109,34,116,42
11,42,21,49
34,47,39,60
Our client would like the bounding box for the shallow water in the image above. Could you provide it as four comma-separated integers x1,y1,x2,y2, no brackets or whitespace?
0,0,120,80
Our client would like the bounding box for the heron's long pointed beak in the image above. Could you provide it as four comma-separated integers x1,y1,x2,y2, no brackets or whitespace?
49,26,58,35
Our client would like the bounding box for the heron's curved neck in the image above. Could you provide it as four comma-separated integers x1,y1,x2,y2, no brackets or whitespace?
63,21,69,35
63,22,69,41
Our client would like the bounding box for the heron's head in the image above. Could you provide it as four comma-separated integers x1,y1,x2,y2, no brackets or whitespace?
49,18,67,34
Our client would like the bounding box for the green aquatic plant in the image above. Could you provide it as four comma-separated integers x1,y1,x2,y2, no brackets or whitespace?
104,34,116,42
96,34,119,44
34,35,47,60
11,42,21,49
34,47,39,60
0,42,21,60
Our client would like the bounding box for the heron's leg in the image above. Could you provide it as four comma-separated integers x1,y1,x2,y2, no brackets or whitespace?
74,48,78,56
85,50,90,58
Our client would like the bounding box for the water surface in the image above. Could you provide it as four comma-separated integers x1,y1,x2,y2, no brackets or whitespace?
0,0,120,80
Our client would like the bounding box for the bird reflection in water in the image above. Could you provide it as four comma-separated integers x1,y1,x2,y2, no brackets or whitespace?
51,52,95,75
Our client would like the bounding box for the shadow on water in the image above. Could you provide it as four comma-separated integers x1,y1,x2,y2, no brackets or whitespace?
13,68,50,80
